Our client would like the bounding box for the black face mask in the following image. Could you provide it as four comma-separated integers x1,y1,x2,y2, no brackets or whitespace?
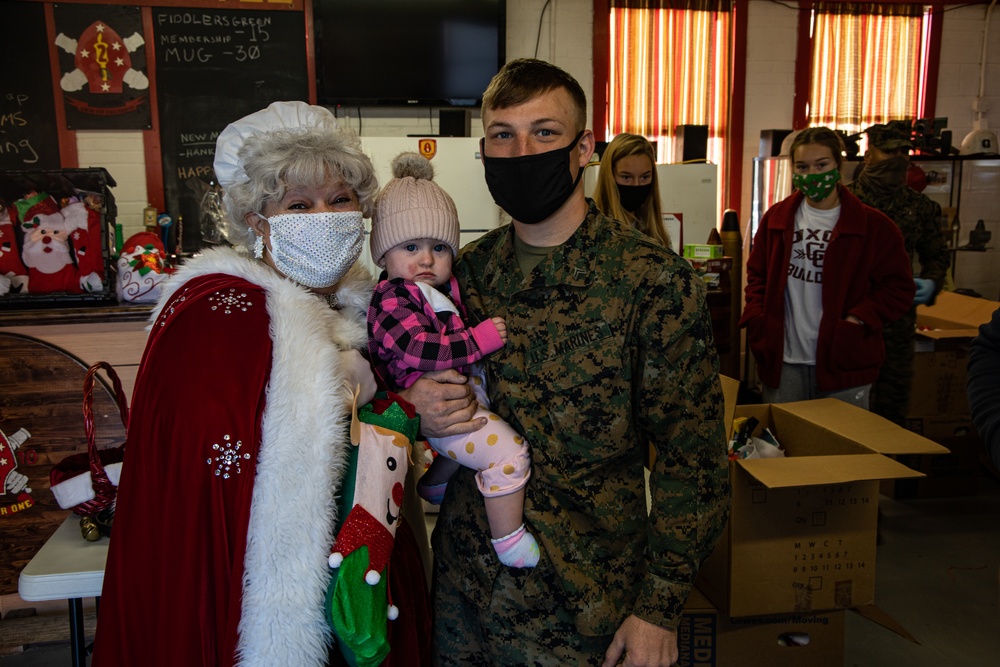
616,183,652,213
481,131,585,224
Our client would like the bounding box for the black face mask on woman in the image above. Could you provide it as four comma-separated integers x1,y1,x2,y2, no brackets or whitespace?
481,131,585,225
616,183,652,213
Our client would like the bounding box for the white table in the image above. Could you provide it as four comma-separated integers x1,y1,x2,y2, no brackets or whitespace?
18,514,108,667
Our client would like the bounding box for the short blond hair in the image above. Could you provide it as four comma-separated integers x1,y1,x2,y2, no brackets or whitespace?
482,58,587,133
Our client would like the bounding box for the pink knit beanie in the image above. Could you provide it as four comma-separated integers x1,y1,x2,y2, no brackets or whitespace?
370,152,460,266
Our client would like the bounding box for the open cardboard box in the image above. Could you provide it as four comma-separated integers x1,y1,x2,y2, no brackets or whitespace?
697,397,948,619
915,290,997,338
910,291,999,417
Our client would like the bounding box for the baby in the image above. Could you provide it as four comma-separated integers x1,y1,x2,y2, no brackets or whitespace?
367,152,538,568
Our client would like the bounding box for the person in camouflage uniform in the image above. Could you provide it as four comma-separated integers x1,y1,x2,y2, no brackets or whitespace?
400,58,730,667
848,124,951,424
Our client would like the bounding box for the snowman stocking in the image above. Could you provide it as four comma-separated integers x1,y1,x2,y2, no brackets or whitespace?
326,392,419,667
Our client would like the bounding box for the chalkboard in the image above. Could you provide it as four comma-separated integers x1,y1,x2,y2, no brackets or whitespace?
153,7,309,252
0,1,61,170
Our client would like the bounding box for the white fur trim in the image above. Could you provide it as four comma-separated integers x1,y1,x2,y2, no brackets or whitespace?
151,248,375,667
106,462,122,486
49,462,123,510
50,471,96,509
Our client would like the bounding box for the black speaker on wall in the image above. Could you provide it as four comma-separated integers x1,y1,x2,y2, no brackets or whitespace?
440,109,472,137
760,129,793,157
674,125,708,161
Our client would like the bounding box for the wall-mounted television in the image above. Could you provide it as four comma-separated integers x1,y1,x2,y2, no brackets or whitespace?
315,0,506,108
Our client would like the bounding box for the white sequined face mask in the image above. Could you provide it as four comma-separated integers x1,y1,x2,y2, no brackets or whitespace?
258,210,364,289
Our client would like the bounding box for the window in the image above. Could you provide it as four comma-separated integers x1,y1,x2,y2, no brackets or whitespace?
605,0,733,166
806,2,935,135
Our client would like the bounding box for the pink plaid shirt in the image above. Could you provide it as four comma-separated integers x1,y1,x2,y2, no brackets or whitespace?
367,275,504,390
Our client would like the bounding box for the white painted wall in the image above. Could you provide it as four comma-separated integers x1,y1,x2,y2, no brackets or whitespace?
75,130,151,242
739,0,798,228
74,0,999,296
937,4,1000,300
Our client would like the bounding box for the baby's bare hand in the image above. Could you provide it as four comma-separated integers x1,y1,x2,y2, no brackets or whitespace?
491,316,508,344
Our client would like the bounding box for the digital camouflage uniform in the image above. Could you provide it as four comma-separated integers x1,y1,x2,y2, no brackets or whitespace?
430,203,731,666
849,172,951,424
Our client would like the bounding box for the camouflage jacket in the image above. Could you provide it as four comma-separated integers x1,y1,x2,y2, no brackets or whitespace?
847,180,951,302
433,202,730,633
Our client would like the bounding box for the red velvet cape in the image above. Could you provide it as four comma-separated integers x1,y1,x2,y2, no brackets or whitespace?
93,273,270,666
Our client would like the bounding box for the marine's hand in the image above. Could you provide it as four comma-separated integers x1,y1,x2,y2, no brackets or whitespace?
914,278,936,305
398,369,486,438
492,317,508,344
341,349,377,405
602,615,678,667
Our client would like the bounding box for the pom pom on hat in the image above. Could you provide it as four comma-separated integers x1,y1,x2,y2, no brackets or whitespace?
369,152,460,266
391,152,435,182
213,101,340,189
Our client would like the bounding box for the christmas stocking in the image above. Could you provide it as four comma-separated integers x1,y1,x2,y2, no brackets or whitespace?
326,392,419,667
0,206,28,296
62,199,105,292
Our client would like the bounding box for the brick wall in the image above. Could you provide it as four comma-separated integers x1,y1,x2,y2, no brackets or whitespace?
76,131,150,240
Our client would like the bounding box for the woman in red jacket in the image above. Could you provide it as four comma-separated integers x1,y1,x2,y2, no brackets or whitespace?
740,127,915,407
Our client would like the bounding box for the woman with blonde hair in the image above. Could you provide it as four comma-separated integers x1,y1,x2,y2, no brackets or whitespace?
593,132,671,248
93,101,429,667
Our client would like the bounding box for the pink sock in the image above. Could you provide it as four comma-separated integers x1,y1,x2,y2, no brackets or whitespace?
491,523,540,568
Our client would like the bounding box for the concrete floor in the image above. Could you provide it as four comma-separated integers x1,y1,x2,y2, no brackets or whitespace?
4,470,999,667
842,469,1000,666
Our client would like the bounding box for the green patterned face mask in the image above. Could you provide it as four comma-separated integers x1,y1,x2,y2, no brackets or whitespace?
792,168,841,203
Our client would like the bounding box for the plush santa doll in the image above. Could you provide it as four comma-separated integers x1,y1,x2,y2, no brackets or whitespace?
17,193,83,294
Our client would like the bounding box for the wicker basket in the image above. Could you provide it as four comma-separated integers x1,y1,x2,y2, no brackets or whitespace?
49,362,129,524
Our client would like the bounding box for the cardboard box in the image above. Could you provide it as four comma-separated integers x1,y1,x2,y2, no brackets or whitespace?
910,291,999,417
904,414,978,441
677,586,845,667
697,399,948,618
881,415,982,498
683,243,724,259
